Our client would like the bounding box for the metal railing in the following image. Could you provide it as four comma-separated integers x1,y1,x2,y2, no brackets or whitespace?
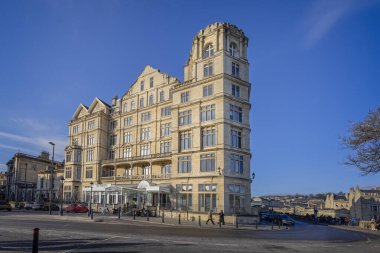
110,173,172,181
102,152,172,165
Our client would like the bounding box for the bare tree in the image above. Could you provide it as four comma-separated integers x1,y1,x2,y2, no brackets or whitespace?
343,106,380,175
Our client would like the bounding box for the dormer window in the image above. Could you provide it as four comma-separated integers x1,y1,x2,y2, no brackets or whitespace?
229,43,238,57
150,77,154,88
140,81,144,91
204,44,214,58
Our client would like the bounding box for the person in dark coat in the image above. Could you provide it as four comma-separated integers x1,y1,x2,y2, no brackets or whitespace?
219,210,225,225
206,209,215,225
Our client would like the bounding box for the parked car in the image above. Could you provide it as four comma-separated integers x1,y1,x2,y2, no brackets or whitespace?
42,203,60,211
24,202,33,210
32,202,43,210
0,201,12,211
279,214,295,226
65,203,88,213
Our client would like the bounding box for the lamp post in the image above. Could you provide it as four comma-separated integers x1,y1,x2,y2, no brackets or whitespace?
251,172,255,183
49,142,55,215
23,163,27,202
90,182,94,219
59,176,65,216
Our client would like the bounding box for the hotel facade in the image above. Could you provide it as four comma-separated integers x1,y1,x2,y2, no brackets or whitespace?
64,23,252,214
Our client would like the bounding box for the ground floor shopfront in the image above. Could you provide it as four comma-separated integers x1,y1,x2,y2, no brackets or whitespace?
82,180,251,215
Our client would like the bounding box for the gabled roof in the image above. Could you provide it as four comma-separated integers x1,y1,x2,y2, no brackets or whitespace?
87,97,111,114
123,65,180,97
72,104,88,119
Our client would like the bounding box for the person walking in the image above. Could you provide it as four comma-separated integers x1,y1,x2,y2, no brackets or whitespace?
370,218,376,231
206,209,215,225
219,210,225,225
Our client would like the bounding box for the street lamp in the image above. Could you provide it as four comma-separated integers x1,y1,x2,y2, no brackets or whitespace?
251,171,255,183
23,163,27,202
49,142,55,215
90,182,94,220
59,176,65,216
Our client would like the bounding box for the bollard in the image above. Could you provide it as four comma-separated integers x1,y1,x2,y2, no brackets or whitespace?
278,220,281,229
91,209,93,220
178,214,181,224
133,211,136,220
272,220,274,230
236,219,238,229
147,210,149,221
187,210,189,221
118,208,121,219
198,216,201,227
162,211,165,223
171,210,172,219
255,220,258,230
32,228,39,253
219,219,221,228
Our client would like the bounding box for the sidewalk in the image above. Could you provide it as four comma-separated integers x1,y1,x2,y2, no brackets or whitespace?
91,214,288,231
330,224,380,237
8,212,288,231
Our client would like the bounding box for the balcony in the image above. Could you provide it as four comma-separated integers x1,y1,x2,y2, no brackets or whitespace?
102,153,172,166
114,173,171,181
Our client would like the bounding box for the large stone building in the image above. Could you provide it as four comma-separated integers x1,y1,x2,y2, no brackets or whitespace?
64,22,252,214
349,186,380,221
6,152,63,202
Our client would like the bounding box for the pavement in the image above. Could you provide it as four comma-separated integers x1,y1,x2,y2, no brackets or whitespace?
1,211,380,253
2,210,287,231
330,224,380,236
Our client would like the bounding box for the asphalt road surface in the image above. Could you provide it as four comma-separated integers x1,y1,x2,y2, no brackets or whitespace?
0,211,379,252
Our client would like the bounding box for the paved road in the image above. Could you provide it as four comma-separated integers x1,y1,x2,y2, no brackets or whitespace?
0,211,379,252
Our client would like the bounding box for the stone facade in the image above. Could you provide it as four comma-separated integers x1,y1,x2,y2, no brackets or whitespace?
5,152,64,202
65,22,252,214
35,168,64,203
324,193,350,210
0,172,6,200
349,186,380,221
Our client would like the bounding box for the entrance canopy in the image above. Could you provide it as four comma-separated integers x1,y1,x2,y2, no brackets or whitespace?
137,180,170,193
82,181,170,193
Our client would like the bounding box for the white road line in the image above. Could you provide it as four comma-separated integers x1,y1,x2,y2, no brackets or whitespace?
59,236,118,253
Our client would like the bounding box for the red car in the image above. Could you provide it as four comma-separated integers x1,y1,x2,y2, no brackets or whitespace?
65,204,88,213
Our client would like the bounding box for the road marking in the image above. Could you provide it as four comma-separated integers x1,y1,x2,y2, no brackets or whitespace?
59,236,118,253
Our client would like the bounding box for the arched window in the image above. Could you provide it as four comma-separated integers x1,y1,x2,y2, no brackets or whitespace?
131,100,135,110
140,98,144,108
123,103,127,112
149,94,154,106
204,44,214,58
229,43,238,57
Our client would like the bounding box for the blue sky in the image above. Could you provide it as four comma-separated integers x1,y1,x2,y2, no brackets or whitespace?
0,0,379,195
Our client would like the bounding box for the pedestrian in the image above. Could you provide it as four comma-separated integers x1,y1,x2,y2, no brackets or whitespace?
370,218,376,231
219,210,225,225
206,209,215,225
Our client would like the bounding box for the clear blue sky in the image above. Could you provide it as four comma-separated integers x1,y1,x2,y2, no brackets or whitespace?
0,0,379,195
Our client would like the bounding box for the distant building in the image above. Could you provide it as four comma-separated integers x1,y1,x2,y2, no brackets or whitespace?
35,168,64,203
5,152,64,202
325,193,350,210
0,172,6,200
349,186,380,221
